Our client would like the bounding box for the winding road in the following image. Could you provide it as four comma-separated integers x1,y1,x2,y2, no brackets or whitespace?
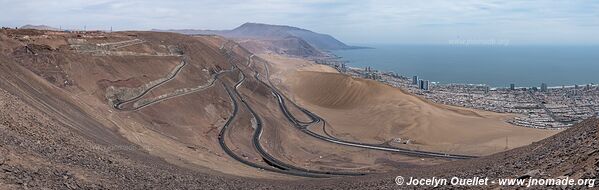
217,72,333,178
110,41,477,178
113,59,188,110
217,46,363,177
126,68,235,111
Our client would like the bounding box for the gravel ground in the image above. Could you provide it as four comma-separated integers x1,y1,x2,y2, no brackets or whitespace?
2,85,598,189
0,89,282,189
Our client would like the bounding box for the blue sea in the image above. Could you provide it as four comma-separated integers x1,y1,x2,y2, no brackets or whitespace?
333,44,599,88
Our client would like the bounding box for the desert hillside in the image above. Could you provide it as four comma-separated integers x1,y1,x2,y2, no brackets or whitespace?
0,29,454,188
0,28,586,189
263,54,558,156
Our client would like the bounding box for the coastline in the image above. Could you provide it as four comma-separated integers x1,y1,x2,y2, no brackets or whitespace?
331,44,599,88
310,52,598,130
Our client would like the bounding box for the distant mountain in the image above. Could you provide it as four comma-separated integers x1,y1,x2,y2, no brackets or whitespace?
154,22,367,57
236,36,325,57
227,23,362,50
20,24,60,31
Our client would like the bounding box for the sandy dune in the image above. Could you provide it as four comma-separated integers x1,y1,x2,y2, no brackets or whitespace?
262,54,558,156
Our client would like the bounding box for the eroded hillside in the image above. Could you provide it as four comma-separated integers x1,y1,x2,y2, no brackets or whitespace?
0,29,452,184
0,29,593,189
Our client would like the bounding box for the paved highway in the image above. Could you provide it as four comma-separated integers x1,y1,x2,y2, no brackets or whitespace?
125,68,235,111
113,59,188,110
217,72,331,178
239,56,365,176
217,46,362,177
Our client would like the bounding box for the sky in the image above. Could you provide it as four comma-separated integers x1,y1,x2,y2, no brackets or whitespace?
1,0,599,45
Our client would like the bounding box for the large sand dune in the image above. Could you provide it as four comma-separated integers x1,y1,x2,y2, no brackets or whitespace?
263,54,558,156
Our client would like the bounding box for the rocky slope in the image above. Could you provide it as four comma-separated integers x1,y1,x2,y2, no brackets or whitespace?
0,84,289,189
1,86,596,189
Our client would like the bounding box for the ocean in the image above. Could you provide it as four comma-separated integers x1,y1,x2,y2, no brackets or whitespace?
333,44,599,88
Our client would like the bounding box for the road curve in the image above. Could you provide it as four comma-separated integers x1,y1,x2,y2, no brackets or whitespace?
126,68,235,111
217,45,362,177
236,69,364,176
113,59,188,110
220,47,364,177
217,73,331,178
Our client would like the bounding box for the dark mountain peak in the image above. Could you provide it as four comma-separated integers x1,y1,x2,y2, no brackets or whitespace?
227,22,357,50
20,24,60,31
155,22,366,57
235,22,307,32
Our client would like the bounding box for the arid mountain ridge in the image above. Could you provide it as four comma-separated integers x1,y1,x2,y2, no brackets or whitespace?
155,22,368,57
19,25,60,31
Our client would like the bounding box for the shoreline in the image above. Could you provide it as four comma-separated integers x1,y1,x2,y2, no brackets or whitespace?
329,45,599,89
310,54,598,130
342,65,598,90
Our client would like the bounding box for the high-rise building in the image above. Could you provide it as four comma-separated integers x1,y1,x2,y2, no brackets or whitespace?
419,80,429,91
412,76,418,85
510,84,515,91
541,83,548,92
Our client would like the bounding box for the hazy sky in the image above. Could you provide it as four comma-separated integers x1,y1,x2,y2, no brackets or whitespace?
2,0,598,45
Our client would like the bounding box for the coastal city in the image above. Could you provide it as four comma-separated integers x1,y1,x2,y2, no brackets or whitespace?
316,59,599,130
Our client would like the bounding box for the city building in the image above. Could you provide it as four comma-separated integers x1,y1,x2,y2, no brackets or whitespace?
419,80,430,91
510,84,516,91
541,83,548,92
412,76,419,85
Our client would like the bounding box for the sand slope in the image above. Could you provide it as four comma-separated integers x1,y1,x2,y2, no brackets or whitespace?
264,54,558,156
